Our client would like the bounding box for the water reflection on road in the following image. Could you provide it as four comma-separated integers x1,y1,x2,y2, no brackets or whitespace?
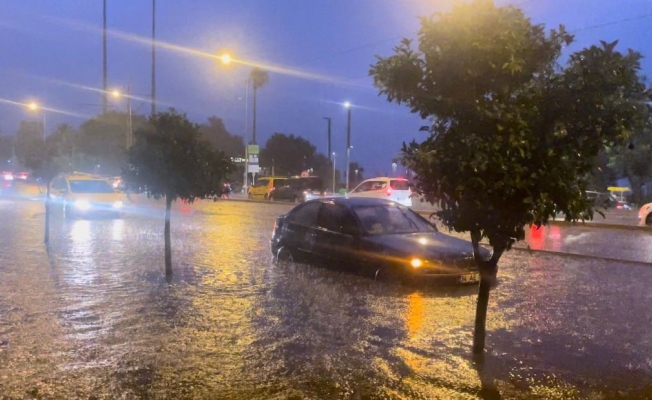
0,198,651,399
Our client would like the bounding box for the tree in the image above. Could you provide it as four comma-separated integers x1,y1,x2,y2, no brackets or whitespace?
199,116,244,157
123,110,234,279
199,116,245,182
20,135,64,244
249,67,269,144
609,113,652,204
77,111,148,175
46,124,78,173
370,0,648,354
14,121,43,168
260,133,318,176
0,135,13,165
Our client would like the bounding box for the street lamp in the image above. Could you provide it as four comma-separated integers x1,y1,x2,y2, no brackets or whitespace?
111,86,133,148
219,53,232,65
343,102,352,191
332,152,337,193
26,101,46,138
323,117,332,161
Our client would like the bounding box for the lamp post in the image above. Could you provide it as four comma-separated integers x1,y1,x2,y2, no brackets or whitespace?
111,86,133,148
343,102,352,191
332,152,336,193
27,102,46,138
323,117,331,161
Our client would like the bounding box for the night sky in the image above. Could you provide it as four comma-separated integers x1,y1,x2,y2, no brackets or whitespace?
1,0,651,175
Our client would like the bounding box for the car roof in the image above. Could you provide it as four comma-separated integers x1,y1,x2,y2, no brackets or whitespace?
308,196,406,208
62,173,109,181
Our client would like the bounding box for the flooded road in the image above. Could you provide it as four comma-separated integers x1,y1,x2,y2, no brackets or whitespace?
1,196,651,399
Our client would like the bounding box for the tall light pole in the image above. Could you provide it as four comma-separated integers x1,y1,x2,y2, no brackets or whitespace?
344,102,352,191
151,0,157,116
27,102,46,138
102,0,108,114
111,87,133,148
243,78,249,191
323,117,331,161
332,152,336,193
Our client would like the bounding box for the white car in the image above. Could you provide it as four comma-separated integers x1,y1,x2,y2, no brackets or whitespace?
50,173,126,218
348,177,413,207
638,202,652,226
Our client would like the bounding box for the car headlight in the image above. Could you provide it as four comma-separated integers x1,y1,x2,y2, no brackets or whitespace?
74,200,91,210
112,201,123,209
410,258,423,269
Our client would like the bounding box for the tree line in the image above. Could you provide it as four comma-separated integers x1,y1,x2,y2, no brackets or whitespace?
1,111,364,189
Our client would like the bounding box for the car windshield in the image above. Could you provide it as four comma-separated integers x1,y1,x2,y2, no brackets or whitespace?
353,205,436,235
69,180,114,194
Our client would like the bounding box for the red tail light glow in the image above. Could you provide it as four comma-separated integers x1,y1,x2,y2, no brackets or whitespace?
386,187,392,196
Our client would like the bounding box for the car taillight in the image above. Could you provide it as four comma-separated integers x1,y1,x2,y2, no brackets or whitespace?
272,220,278,236
386,187,392,196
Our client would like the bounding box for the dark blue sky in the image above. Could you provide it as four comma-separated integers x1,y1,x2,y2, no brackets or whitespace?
1,0,651,175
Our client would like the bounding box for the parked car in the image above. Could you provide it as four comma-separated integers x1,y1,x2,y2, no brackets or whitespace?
49,172,126,218
248,176,287,200
269,176,325,203
348,177,413,207
638,202,652,226
270,197,488,284
585,191,617,210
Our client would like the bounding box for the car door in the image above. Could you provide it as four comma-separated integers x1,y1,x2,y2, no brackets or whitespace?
313,202,361,267
280,201,322,258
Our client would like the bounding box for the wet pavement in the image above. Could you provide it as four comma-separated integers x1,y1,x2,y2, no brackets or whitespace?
1,192,652,399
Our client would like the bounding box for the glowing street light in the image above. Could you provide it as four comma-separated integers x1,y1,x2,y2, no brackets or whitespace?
111,86,133,148
26,101,46,138
219,53,232,65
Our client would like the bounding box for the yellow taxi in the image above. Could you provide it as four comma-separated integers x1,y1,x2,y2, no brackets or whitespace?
50,172,126,218
248,176,287,200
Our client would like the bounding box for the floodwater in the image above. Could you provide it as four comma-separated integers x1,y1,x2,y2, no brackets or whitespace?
1,195,651,399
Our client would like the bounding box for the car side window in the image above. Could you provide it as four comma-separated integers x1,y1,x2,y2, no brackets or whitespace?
317,203,358,235
273,179,286,188
255,179,269,188
287,202,321,227
353,181,372,193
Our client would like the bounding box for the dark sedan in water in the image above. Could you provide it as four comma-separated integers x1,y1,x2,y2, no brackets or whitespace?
270,197,489,284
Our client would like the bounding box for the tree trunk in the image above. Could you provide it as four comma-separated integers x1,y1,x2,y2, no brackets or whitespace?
470,231,505,354
164,195,172,278
44,184,51,244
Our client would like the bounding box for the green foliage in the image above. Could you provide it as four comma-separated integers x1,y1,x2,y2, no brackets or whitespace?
14,121,43,168
123,109,235,203
260,133,320,176
77,111,148,175
0,135,13,163
198,116,244,157
371,0,648,251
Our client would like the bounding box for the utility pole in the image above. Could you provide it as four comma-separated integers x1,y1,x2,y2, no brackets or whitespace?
151,0,156,116
102,0,108,114
345,105,352,191
126,84,133,148
324,117,331,161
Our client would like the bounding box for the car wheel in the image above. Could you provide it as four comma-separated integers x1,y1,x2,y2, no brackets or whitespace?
275,246,295,266
248,193,253,200
646,213,652,226
269,194,275,201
